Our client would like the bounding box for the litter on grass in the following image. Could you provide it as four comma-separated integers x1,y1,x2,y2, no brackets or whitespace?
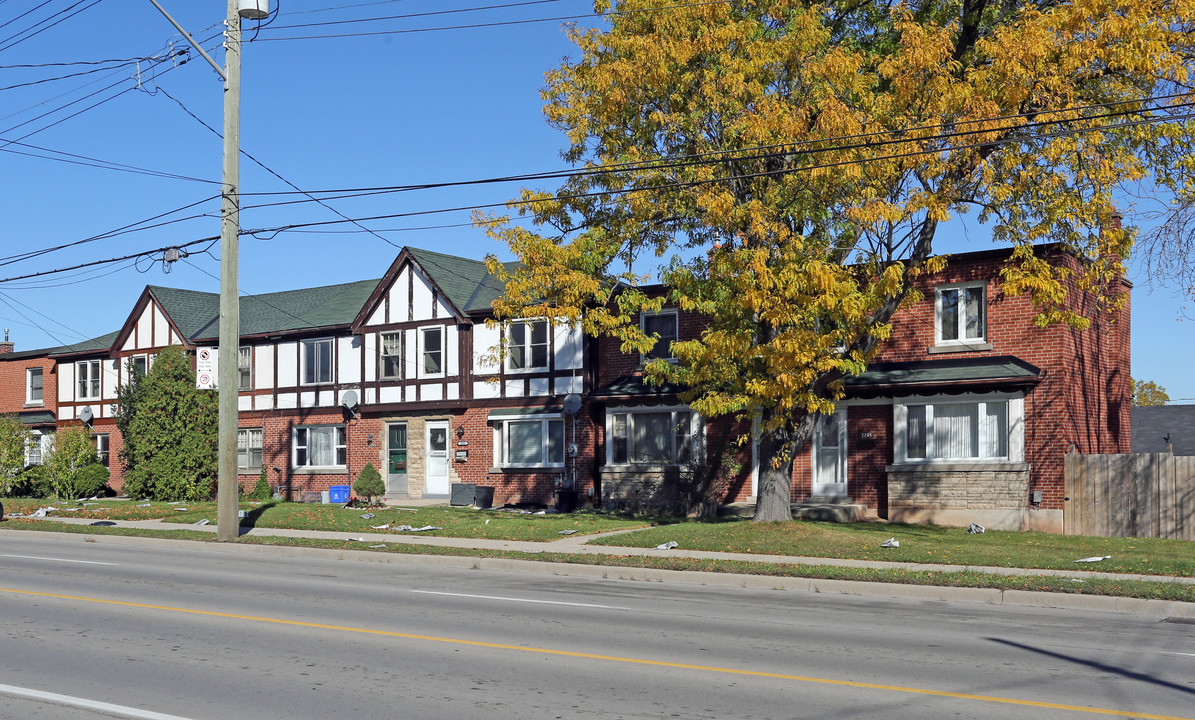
393,525,441,532
967,523,985,534
881,537,900,548
136,503,151,508
1074,555,1112,563
370,524,390,530
369,544,386,549
359,513,375,519
655,541,679,550
174,507,188,512
558,529,577,535
194,519,209,526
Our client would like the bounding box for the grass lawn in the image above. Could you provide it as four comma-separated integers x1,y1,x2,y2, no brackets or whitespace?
586,519,1195,577
0,498,651,543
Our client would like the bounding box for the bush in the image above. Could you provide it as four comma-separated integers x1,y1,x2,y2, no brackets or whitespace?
62,463,109,500
250,468,272,500
353,462,384,504
9,465,47,498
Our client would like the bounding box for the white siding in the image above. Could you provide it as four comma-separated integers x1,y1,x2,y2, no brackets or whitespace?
446,383,459,400
318,390,334,406
102,359,118,400
367,304,386,327
300,391,316,408
474,380,500,399
238,396,252,411
136,308,152,350
257,345,275,389
364,388,376,404
411,267,434,320
473,323,501,374
276,342,298,387
422,384,444,402
170,329,182,345
276,392,298,410
529,378,550,396
554,375,582,395
60,406,75,420
364,333,377,382
380,386,403,404
436,296,452,319
59,363,74,401
405,328,417,377
338,336,361,384
553,322,583,370
153,306,170,347
504,379,525,397
445,325,459,376
256,395,274,411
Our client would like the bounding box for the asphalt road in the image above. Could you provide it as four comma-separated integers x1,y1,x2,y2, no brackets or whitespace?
2,531,1193,720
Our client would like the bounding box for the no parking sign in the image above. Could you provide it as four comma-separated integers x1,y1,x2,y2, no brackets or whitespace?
196,346,217,389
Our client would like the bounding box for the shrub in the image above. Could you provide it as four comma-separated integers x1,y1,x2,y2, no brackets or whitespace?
353,462,384,504
11,465,47,498
64,463,109,500
44,427,105,499
250,468,272,500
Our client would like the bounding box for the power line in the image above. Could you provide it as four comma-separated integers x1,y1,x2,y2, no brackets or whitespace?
265,0,573,31
0,135,219,183
0,0,104,53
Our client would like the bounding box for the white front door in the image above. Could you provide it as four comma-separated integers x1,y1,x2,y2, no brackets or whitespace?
812,410,847,498
425,421,450,496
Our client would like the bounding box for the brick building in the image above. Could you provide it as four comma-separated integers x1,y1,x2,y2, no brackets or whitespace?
0,243,1129,532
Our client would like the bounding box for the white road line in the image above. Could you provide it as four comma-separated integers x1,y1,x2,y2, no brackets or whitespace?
0,554,118,566
1161,652,1195,658
411,589,631,610
0,683,192,720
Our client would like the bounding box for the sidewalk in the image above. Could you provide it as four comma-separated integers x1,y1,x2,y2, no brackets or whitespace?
35,515,1195,594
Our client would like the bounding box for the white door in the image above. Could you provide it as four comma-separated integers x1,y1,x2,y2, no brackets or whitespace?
812,410,847,498
425,421,450,496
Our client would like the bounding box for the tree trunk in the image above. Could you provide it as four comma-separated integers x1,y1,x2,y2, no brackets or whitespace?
753,408,817,522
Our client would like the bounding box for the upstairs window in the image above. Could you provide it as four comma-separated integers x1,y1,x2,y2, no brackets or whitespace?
302,338,334,385
421,327,443,376
936,283,985,345
380,332,403,379
26,367,43,404
237,347,253,390
131,354,149,377
607,408,700,466
641,311,678,362
77,360,100,400
506,320,548,371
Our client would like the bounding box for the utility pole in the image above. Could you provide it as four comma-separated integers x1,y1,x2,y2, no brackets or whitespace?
216,0,242,542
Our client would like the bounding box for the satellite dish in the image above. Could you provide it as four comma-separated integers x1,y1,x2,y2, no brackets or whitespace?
562,393,581,415
341,390,359,412
78,406,94,425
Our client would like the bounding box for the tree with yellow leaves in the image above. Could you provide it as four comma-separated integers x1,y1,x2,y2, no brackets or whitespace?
482,0,1195,521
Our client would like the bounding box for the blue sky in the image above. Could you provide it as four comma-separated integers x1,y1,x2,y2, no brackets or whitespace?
1,0,1190,401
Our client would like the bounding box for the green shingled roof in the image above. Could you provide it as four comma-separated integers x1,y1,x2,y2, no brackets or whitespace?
148,286,220,339
186,278,382,340
407,247,515,314
843,356,1041,392
50,331,121,357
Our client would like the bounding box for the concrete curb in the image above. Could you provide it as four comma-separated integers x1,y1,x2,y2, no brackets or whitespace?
5,524,1193,619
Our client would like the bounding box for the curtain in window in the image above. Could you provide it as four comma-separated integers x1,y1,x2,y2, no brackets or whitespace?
940,290,960,341
309,427,334,466
933,403,978,459
980,402,1007,457
964,287,985,339
382,334,402,378
508,421,542,464
906,405,927,459
633,412,672,463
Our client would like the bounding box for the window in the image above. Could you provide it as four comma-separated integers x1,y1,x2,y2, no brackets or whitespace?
641,311,679,362
506,320,548,371
421,327,443,376
94,433,109,467
495,417,564,467
237,428,262,470
899,397,1017,462
237,347,253,390
77,360,100,400
607,408,700,465
293,425,346,468
131,354,149,377
26,430,52,466
380,332,402,379
26,368,43,404
302,338,334,385
936,283,985,344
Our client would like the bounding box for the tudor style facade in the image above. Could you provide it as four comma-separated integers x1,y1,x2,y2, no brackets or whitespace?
0,243,1129,532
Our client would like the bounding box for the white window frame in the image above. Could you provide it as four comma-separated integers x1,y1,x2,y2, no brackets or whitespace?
94,433,110,467
301,338,335,385
26,430,53,466
77,359,101,400
893,392,1023,464
237,427,262,471
605,406,703,466
935,281,986,346
420,326,444,378
237,346,253,390
504,319,549,373
26,367,43,405
640,310,679,363
292,424,347,469
492,414,565,468
380,332,403,380
130,354,150,377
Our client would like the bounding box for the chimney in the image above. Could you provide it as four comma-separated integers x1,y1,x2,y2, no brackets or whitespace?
0,329,12,355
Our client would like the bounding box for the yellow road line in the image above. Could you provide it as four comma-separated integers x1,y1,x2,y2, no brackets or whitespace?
3,586,1188,720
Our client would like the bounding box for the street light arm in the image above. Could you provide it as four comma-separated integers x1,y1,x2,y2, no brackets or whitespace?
146,0,227,81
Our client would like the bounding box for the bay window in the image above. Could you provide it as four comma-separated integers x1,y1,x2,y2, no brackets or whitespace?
896,395,1021,463
607,407,701,465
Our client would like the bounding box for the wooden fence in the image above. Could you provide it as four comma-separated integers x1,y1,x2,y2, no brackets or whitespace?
1064,453,1195,539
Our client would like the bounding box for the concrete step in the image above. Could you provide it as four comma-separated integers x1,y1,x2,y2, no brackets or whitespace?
718,500,868,522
